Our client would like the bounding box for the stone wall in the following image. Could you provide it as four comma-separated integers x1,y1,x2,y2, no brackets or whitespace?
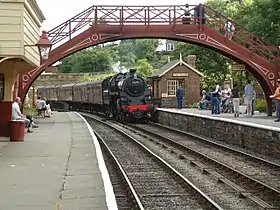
156,110,280,158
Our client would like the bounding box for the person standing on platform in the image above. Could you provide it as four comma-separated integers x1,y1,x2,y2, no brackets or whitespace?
270,79,280,122
176,85,184,109
232,83,240,117
211,82,221,115
244,80,254,117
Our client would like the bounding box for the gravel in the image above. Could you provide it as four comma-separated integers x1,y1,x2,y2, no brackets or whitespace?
115,123,262,210
87,118,210,209
100,139,136,210
138,123,280,191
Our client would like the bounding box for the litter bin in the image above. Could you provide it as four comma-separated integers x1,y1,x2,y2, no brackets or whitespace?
10,120,25,142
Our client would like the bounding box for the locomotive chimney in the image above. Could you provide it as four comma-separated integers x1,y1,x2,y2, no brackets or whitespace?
130,68,137,74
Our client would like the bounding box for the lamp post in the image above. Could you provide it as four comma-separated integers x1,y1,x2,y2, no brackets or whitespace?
36,30,52,64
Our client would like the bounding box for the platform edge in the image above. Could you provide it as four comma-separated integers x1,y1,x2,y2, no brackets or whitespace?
157,108,280,132
75,112,118,210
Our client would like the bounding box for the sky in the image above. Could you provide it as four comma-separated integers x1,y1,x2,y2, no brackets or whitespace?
37,0,204,30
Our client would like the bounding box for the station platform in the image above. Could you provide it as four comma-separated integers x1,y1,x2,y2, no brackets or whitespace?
0,112,117,210
158,108,280,131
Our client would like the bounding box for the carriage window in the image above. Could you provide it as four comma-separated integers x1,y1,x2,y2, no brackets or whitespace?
167,80,179,96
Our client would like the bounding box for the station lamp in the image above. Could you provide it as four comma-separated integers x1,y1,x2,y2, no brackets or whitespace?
36,30,52,63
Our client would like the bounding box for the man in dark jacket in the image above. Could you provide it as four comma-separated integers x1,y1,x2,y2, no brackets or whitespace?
176,86,184,109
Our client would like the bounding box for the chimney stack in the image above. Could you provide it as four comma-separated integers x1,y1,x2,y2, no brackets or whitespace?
186,55,197,68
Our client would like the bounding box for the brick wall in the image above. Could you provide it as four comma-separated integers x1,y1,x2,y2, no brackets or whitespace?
156,110,280,158
160,65,201,105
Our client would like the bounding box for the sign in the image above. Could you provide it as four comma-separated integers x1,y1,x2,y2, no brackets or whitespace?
172,73,188,77
161,93,168,97
232,62,245,71
0,74,4,100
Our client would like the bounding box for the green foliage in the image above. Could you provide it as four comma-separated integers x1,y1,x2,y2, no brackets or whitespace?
118,39,159,69
206,0,280,45
23,106,37,116
78,72,115,82
136,59,155,78
255,99,267,113
59,46,114,73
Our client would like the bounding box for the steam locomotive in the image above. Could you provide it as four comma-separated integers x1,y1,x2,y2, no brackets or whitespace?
37,69,154,122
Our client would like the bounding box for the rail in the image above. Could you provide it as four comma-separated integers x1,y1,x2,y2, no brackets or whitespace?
83,112,224,209
123,122,280,208
46,4,280,64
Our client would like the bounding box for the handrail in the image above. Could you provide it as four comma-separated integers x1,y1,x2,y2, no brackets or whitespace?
45,4,279,64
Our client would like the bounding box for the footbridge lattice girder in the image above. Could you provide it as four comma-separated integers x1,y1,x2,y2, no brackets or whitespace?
17,4,280,114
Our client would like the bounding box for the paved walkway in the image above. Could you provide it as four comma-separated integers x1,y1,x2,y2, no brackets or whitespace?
158,108,280,129
0,112,117,210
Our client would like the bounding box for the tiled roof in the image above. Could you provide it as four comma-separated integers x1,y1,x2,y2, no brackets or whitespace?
149,60,179,78
148,59,203,78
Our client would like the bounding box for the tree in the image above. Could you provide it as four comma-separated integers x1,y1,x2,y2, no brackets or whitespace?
58,45,114,73
136,59,155,78
206,0,280,45
118,39,159,69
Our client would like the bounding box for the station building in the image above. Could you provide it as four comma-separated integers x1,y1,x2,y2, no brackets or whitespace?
0,0,45,136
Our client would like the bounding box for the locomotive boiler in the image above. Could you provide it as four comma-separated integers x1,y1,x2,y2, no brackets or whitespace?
37,69,154,123
105,69,153,122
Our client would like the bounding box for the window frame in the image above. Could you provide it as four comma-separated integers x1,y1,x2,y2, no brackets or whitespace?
166,43,174,51
167,80,179,96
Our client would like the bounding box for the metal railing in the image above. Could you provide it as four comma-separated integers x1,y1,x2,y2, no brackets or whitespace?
46,4,280,64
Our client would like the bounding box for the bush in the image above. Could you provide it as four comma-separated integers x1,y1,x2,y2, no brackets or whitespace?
255,99,266,113
187,102,199,108
23,106,37,116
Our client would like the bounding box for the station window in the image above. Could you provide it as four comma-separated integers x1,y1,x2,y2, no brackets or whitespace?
167,80,179,96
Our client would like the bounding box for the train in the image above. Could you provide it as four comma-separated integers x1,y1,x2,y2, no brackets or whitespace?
37,69,154,122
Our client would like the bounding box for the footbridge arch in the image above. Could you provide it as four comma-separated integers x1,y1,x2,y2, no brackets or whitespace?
19,4,280,115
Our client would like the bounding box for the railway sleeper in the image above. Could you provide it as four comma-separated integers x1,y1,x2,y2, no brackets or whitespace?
240,192,277,210
219,178,276,209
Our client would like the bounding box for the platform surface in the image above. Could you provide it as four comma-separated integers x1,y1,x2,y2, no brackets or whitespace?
0,112,117,210
157,108,280,131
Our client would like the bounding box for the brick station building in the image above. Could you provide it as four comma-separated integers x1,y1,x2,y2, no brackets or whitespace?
149,55,203,108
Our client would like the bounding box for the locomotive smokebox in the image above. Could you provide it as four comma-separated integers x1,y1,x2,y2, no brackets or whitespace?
129,68,137,74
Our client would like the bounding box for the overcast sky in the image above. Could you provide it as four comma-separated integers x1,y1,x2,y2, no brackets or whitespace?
37,0,204,30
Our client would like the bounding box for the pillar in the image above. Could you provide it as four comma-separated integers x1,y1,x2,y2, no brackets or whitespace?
0,62,16,137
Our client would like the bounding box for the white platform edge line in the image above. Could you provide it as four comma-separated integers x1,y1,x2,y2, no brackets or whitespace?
75,112,118,210
157,108,280,132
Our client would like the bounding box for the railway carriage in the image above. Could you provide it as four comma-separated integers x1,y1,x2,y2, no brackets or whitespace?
37,69,154,122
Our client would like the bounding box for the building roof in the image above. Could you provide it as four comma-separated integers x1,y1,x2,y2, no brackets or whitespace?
148,59,204,78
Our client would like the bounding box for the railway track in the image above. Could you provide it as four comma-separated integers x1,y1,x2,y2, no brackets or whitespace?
83,114,223,210
115,121,280,209
100,138,144,209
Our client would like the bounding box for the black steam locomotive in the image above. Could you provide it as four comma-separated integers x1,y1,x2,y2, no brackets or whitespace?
37,69,154,122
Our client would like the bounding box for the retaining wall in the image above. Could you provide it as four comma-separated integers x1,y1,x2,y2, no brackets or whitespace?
155,109,280,159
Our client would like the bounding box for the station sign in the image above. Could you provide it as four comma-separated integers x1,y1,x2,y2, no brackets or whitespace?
172,73,189,77
232,62,245,71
